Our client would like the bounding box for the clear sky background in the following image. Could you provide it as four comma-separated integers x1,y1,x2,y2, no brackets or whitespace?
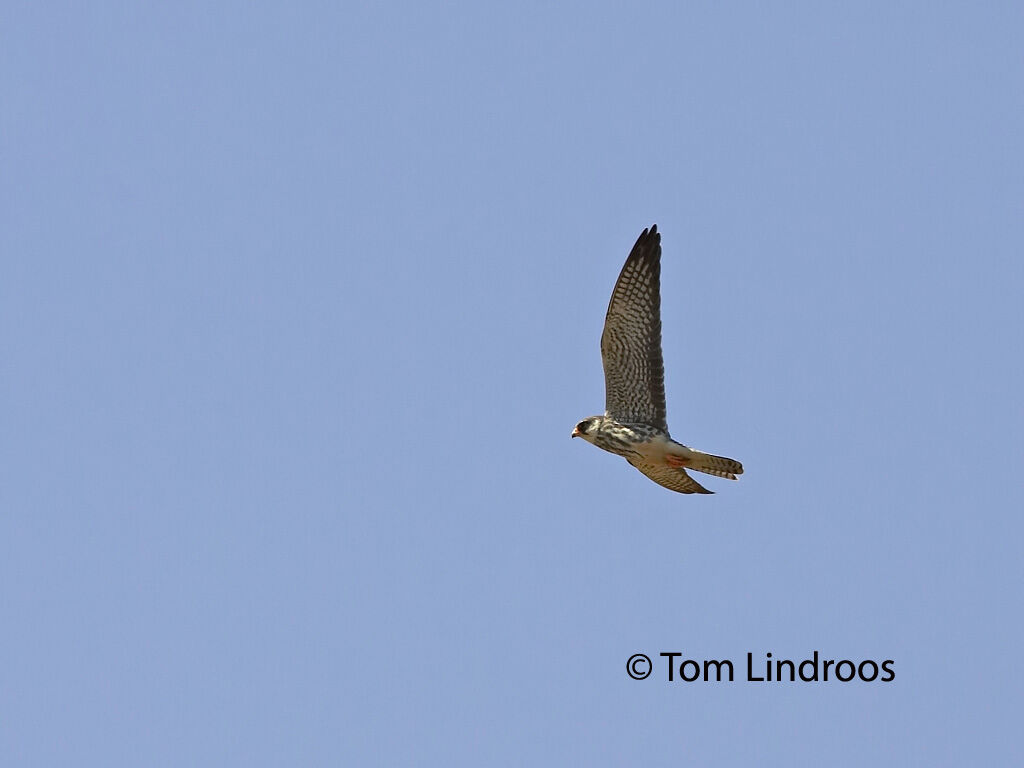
3,2,1022,765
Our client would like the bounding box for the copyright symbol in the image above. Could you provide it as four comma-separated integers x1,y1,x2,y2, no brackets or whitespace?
627,654,652,680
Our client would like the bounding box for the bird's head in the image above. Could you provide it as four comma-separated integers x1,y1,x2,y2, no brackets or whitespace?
572,417,601,443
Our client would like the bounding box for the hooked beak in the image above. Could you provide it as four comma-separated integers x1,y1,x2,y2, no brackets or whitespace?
571,426,581,438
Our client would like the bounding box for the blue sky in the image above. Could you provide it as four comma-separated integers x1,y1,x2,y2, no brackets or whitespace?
3,1,1022,765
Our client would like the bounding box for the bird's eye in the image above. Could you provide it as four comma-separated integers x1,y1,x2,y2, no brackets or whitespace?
577,420,590,433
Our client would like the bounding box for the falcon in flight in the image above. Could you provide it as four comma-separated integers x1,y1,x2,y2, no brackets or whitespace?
572,225,743,494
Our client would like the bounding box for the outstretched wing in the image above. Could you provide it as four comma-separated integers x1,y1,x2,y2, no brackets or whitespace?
628,459,713,495
601,225,667,431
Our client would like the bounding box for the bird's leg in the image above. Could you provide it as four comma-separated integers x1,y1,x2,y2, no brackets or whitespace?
665,454,690,468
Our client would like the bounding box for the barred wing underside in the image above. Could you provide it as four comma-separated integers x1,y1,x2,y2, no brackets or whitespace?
627,459,713,495
600,225,668,432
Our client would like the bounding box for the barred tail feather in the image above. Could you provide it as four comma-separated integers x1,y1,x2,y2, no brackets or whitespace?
688,450,743,480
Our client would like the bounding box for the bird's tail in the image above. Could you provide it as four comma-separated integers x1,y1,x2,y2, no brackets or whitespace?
687,450,744,480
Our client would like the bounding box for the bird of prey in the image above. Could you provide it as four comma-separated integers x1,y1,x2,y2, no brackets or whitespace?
572,225,743,494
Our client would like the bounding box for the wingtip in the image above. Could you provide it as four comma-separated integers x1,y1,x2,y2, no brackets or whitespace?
636,224,660,250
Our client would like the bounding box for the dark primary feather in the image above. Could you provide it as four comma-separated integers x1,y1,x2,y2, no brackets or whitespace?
600,225,668,432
